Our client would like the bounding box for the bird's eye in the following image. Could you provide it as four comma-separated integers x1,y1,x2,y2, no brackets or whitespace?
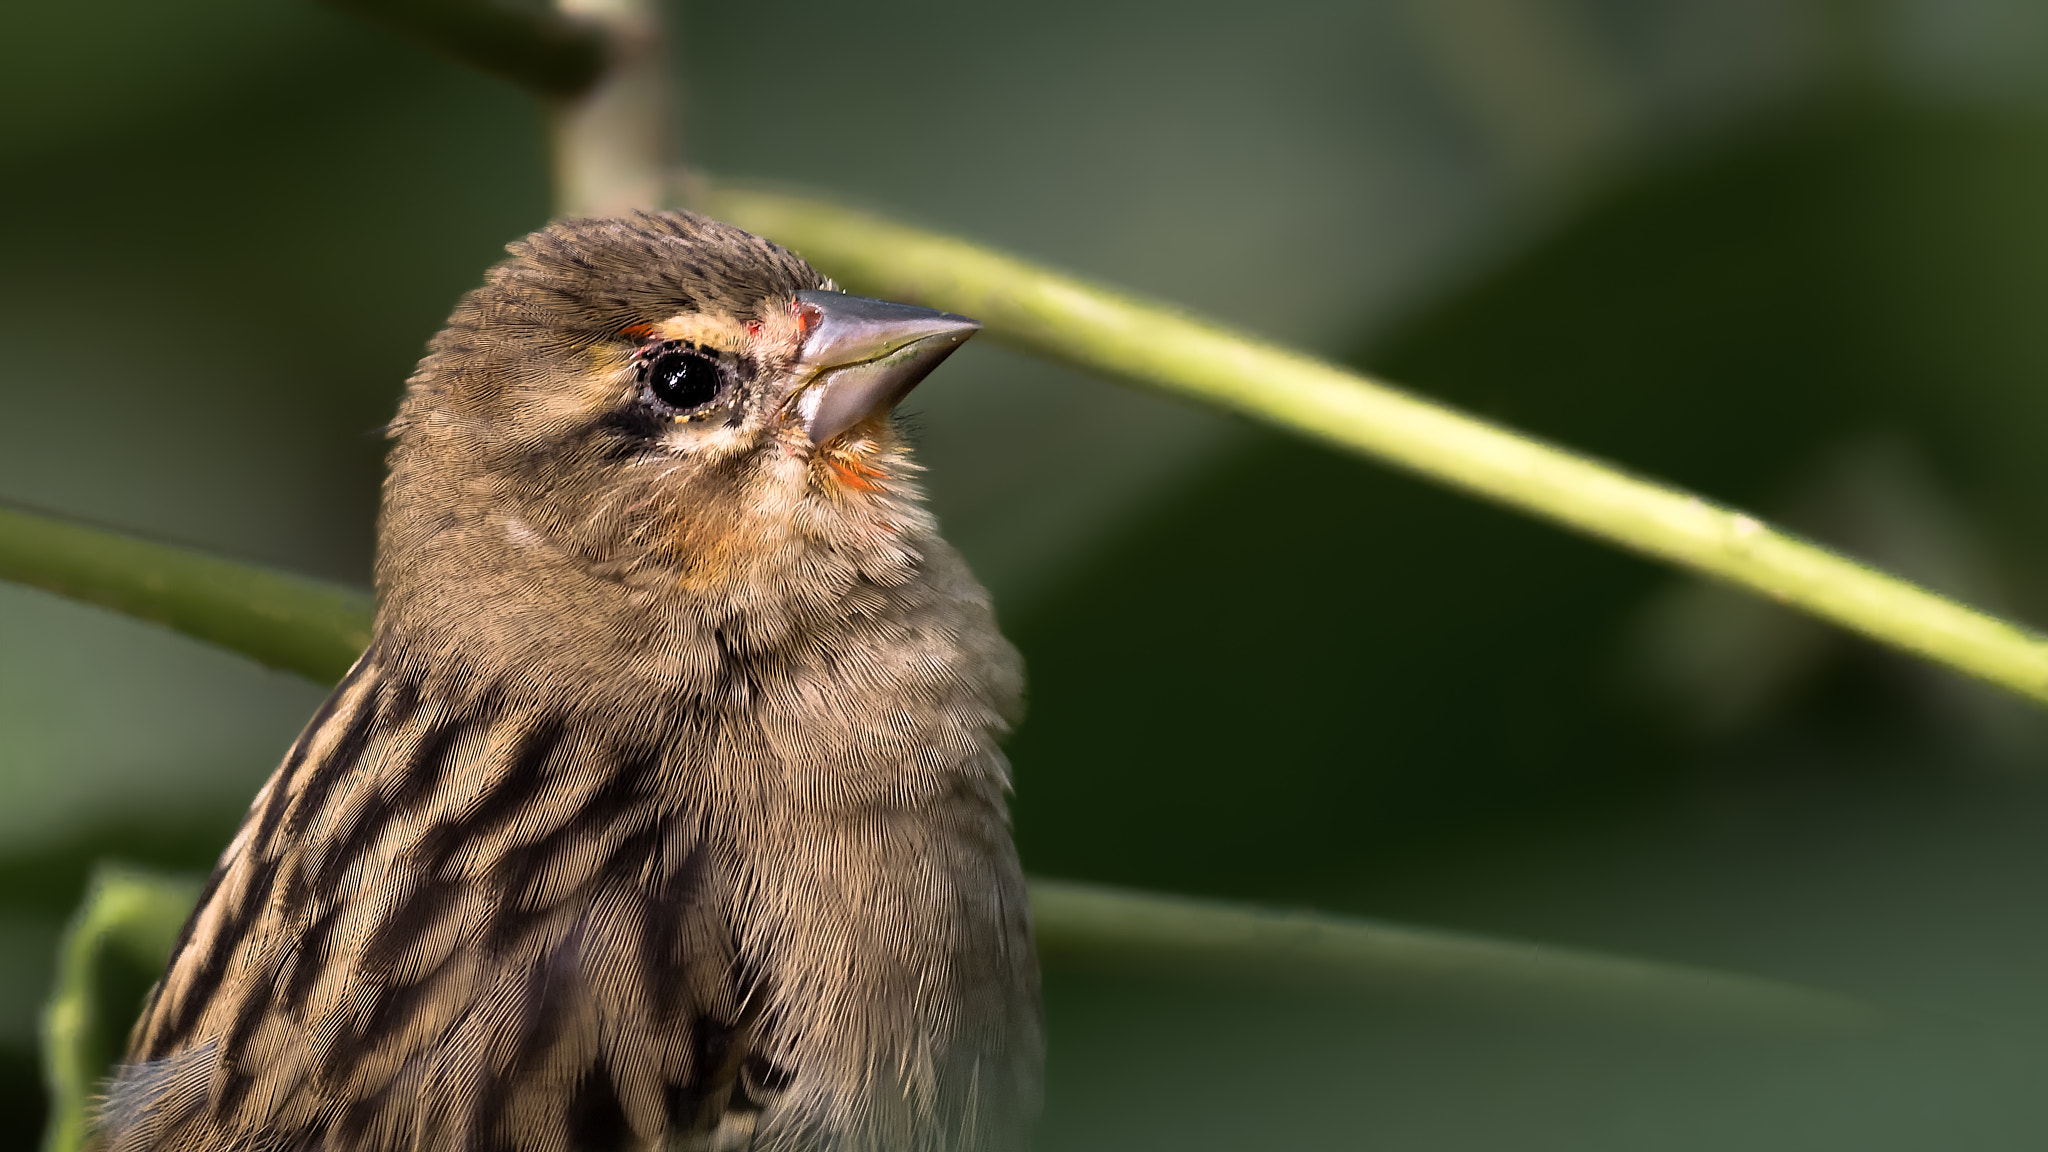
647,350,722,411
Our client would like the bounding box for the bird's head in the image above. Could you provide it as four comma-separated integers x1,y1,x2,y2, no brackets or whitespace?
376,212,988,691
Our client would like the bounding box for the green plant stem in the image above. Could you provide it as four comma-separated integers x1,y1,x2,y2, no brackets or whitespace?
3,513,1870,1147
0,501,370,684
40,867,205,1152
682,176,2048,707
320,0,607,97
29,867,1871,1152
1030,879,1874,1031
310,0,2048,705
317,0,669,214
547,0,669,215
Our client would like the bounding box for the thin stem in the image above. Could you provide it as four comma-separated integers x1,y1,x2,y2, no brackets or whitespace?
320,0,607,97
0,501,369,684
320,0,670,214
548,0,670,216
27,865,1873,1152
680,177,2048,707
0,511,1871,1140
1030,879,1875,1031
40,867,205,1152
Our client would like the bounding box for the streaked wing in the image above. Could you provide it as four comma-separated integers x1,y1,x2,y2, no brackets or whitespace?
106,646,771,1151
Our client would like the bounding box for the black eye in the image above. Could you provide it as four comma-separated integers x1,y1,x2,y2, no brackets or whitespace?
647,350,722,411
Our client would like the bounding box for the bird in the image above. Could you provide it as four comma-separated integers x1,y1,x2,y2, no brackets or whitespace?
97,210,1042,1152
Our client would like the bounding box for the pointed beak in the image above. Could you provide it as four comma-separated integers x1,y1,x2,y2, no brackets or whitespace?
788,289,980,446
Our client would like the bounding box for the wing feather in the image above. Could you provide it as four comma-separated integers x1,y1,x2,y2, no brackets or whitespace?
105,649,759,1152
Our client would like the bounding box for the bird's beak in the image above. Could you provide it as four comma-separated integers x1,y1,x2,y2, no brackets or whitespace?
789,289,980,446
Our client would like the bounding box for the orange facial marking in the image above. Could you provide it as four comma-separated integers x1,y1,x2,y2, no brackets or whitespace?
619,323,657,340
826,459,882,492
823,451,888,492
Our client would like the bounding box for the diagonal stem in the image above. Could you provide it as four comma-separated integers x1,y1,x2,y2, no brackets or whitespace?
0,501,369,683
319,0,608,97
1030,879,1875,1031
547,0,670,216
678,177,2048,707
304,0,2048,706
0,510,1877,1056
34,865,1877,1152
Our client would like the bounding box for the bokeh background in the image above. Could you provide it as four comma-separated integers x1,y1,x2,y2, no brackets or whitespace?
8,0,2048,1145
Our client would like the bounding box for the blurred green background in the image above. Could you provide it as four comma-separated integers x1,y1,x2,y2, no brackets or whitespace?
9,0,2048,1145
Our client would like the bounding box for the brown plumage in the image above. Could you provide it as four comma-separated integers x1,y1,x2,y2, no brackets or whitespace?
102,211,1041,1152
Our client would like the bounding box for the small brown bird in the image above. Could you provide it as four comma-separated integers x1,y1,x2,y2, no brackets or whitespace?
100,211,1041,1151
